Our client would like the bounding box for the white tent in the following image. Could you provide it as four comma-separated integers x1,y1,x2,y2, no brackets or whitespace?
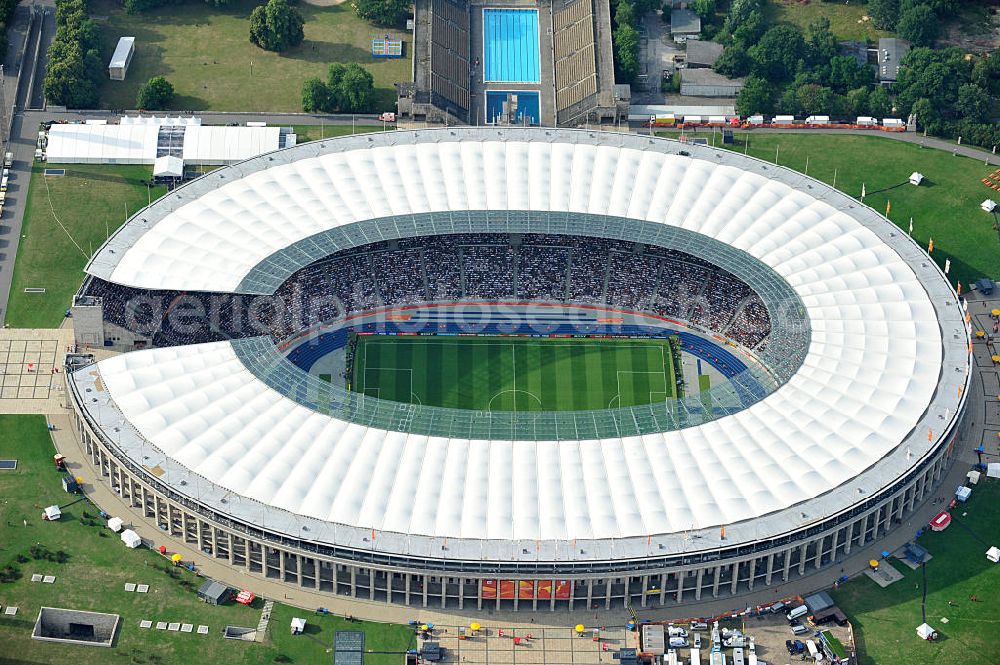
290,617,306,635
43,505,61,520
916,623,937,640
107,516,124,532
982,199,997,213
120,529,142,548
987,546,1000,563
46,124,159,164
181,126,281,165
154,155,184,178
988,463,1000,478
909,172,924,186
955,486,972,502
967,470,980,485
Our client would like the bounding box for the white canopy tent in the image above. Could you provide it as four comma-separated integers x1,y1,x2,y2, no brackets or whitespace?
153,155,184,178
987,546,1000,563
916,623,937,640
43,505,61,520
120,529,142,548
290,617,306,635
988,463,1000,478
46,124,159,164
107,516,124,532
182,126,281,165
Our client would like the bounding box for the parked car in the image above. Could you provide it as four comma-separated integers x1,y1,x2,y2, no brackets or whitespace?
790,623,809,636
690,621,709,631
793,639,806,653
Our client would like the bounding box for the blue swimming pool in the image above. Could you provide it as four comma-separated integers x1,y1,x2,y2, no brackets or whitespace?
485,90,540,125
483,9,540,83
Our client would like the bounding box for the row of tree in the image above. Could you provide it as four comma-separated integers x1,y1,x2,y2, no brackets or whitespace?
610,0,659,83
301,63,376,113
43,0,104,108
122,0,231,14
0,0,20,54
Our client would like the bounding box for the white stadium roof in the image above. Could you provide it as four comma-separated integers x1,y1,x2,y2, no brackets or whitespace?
76,128,970,561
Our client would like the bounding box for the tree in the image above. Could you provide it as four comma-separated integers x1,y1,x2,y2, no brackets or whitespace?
868,85,893,118
731,9,765,47
897,4,939,47
794,83,835,115
867,0,900,30
909,97,938,131
957,83,991,123
338,63,375,112
735,76,773,116
714,44,751,78
613,24,640,82
354,0,409,27
689,0,716,22
615,0,635,29
972,53,1000,96
136,76,174,110
748,24,806,83
846,87,870,115
302,78,332,113
827,55,871,94
805,17,838,67
249,0,304,53
724,0,763,35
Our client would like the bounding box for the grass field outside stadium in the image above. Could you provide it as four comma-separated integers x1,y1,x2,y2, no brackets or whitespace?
350,335,680,411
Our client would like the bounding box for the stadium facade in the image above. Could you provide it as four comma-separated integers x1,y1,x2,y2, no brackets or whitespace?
66,128,972,611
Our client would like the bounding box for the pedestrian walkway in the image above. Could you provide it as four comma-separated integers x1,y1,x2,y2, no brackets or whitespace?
255,599,273,643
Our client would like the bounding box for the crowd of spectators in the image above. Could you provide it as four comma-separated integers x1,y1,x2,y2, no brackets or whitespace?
82,233,773,350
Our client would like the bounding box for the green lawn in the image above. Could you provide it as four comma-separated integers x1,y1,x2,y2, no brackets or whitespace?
351,335,678,411
289,123,386,143
831,478,1000,665
766,0,889,41
6,164,167,328
657,131,1000,287
0,415,413,665
96,0,410,112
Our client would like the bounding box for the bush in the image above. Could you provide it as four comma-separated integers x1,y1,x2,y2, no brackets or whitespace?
16,554,29,564
250,0,305,52
30,543,51,560
136,76,175,110
301,63,376,113
0,565,21,583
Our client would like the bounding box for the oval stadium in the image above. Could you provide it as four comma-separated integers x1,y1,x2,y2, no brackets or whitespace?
66,127,972,612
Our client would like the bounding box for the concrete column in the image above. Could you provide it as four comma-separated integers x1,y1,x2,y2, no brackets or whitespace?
782,546,793,581
729,562,739,595
712,565,722,597
676,572,685,603
830,529,840,563
814,538,823,570
550,582,556,611
765,552,775,585
459,580,465,610
694,568,704,601
424,576,430,608
748,558,757,590
440,577,446,608
476,577,482,610
586,579,594,609
641,575,649,608
604,579,612,610
844,519,856,555
798,543,808,576
659,573,668,606
278,550,286,582
350,567,357,597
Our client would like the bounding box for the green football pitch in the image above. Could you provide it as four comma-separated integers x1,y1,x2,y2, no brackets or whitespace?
350,335,678,411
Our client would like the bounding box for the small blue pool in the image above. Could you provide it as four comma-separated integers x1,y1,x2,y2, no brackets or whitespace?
485,91,540,125
483,9,540,83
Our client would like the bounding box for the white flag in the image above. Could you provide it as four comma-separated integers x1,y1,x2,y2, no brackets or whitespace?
860,183,866,201
944,258,951,274
908,217,913,235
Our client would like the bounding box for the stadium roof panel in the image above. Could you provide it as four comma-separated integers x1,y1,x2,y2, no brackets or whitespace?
72,129,971,561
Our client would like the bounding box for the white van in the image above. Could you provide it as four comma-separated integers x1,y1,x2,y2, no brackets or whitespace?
790,623,809,636
669,636,689,648
806,640,823,661
786,604,808,621
668,625,688,637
